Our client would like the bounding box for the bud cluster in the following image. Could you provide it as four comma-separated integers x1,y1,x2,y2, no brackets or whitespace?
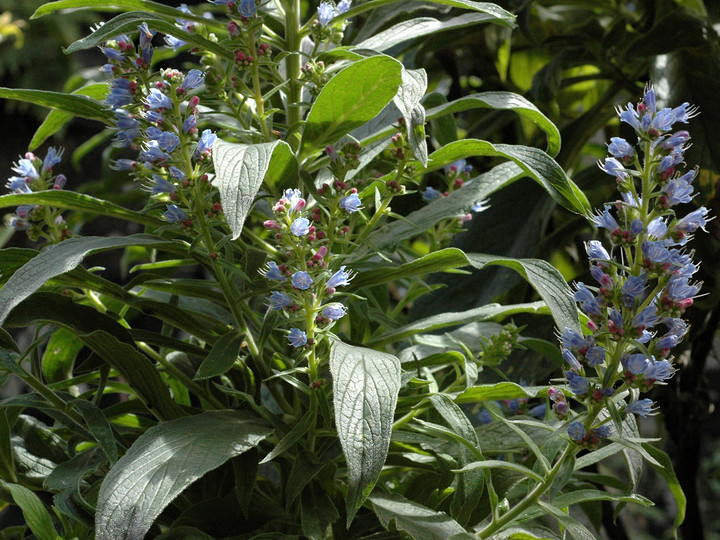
557,85,709,446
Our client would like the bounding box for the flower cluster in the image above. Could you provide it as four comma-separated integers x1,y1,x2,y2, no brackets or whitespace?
262,189,356,349
557,85,708,447
101,22,221,228
4,147,70,242
312,0,352,44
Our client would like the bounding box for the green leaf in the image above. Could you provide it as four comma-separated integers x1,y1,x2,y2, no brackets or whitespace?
354,13,513,52
32,0,224,28
464,253,580,334
95,410,271,540
368,492,468,539
42,328,84,384
193,331,244,380
358,161,523,253
394,68,428,166
29,83,109,150
0,87,112,123
0,480,58,540
535,500,596,540
0,191,164,226
213,139,297,240
366,301,549,347
71,399,119,464
260,407,316,465
155,526,216,540
65,12,233,61
302,56,403,152
455,460,545,483
455,382,547,403
0,235,164,326
329,339,401,525
551,489,653,508
641,442,686,536
425,91,561,156
416,140,591,216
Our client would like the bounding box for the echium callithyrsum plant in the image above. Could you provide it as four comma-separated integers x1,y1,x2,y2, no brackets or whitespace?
555,85,708,447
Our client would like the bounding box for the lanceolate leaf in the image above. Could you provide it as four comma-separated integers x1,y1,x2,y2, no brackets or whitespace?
32,0,224,28
0,481,58,540
0,191,164,227
95,411,271,540
329,339,401,525
213,139,297,240
416,140,591,216
641,442,686,536
394,68,428,166
193,331,244,380
425,92,561,156
354,13,512,52
30,83,109,150
369,493,468,539
302,56,403,152
0,87,112,123
0,235,165,326
65,12,233,61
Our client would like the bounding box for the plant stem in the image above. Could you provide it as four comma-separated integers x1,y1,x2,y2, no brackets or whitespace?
285,0,302,150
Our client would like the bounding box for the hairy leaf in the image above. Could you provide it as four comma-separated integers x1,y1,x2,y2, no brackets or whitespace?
394,68,428,166
0,87,112,123
369,492,467,539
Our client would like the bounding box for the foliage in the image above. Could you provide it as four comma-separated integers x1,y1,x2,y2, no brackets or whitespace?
0,0,715,538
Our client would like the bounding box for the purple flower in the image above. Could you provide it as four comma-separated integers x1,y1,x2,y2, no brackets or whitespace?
567,422,586,441
593,424,612,438
168,166,186,181
586,347,606,366
339,193,362,213
268,291,293,310
559,328,590,351
100,46,124,62
163,204,188,223
665,276,700,302
280,189,305,212
661,130,691,151
622,274,647,305
327,266,354,288
662,177,693,207
608,137,634,160
264,261,286,281
626,399,656,417
180,69,205,91
337,0,352,14
674,207,709,235
157,131,181,152
139,141,171,163
287,328,307,347
633,305,660,330
642,240,671,265
585,240,610,262
321,303,347,320
291,217,310,237
113,113,140,147
292,271,313,290
8,216,30,231
645,359,674,381
182,114,198,134
145,88,173,110
146,174,176,195
42,147,64,171
622,353,651,375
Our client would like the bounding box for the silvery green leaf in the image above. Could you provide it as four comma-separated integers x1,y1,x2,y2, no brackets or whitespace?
369,492,467,539
394,68,428,166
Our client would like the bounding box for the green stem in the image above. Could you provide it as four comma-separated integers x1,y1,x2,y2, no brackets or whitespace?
478,443,577,538
285,0,302,150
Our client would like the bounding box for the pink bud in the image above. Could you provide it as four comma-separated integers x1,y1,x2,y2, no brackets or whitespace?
264,220,281,230
188,96,200,108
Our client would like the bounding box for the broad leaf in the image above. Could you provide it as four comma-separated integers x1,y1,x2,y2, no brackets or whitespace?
454,382,547,403
394,68,428,166
369,493,467,539
213,139,297,240
329,339,401,525
95,410,271,540
0,235,164,325
71,399,120,464
302,56,402,152
41,328,84,383
0,87,112,123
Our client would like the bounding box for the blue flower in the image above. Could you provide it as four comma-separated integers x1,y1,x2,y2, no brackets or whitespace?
163,204,188,223
632,305,660,330
327,265,354,288
317,2,337,26
12,158,39,181
268,291,293,310
165,35,187,51
146,174,176,195
567,422,586,441
100,46,124,62
655,333,681,351
139,141,171,163
561,348,582,371
618,102,640,130
573,283,603,317
113,113,140,147
291,217,310,236
239,0,257,17
292,271,313,290
585,346,606,366
645,359,674,381
585,240,610,261
138,22,156,50
8,216,30,231
665,276,700,302
565,371,589,395
157,131,181,152
106,79,135,108
622,274,647,305
322,303,347,320
599,157,627,179
194,129,216,159
287,328,307,347
622,353,650,375
422,186,441,201
608,137,634,160
626,399,656,417
264,261,286,281
339,193,362,213
641,240,672,265
674,207,709,236
180,69,205,91
559,328,591,350
337,0,352,14
593,424,612,438
145,88,173,110
471,199,489,213
591,206,620,231
182,115,198,134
